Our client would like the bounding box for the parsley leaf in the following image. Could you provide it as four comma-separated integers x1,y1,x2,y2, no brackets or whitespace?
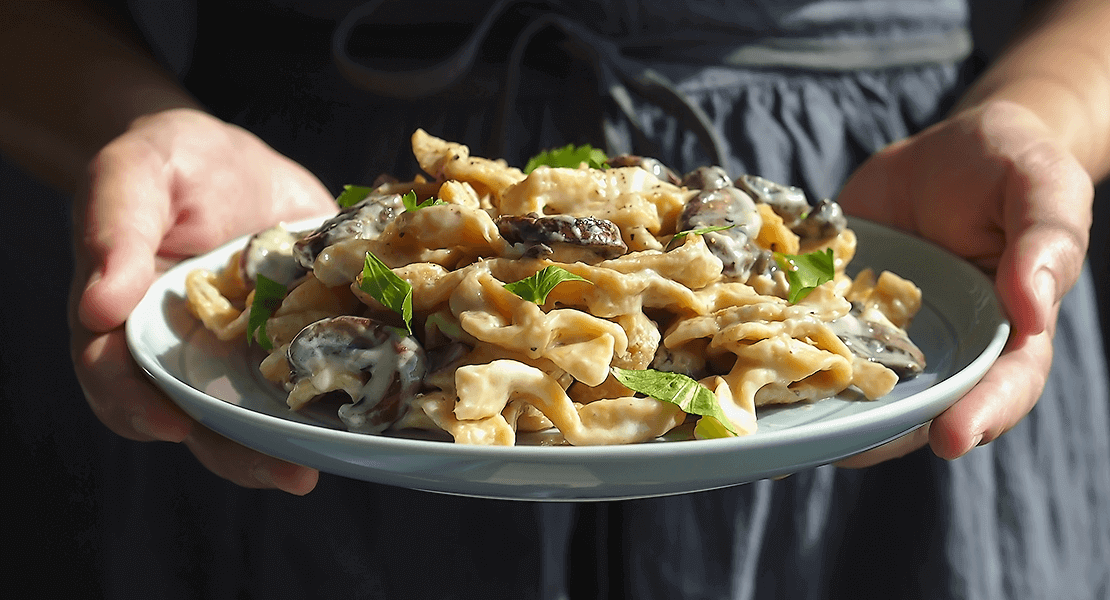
401,189,442,212
503,266,591,304
335,184,374,208
666,224,736,250
247,274,287,351
524,144,608,173
359,251,413,333
774,248,835,303
610,367,739,435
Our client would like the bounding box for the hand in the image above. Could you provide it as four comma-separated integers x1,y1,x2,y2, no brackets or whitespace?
833,100,1093,467
69,108,338,493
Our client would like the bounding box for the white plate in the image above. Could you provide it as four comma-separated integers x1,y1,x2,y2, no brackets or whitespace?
126,217,1008,501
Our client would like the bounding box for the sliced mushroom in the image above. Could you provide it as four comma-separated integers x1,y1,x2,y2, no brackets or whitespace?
293,193,406,269
735,174,810,229
239,224,306,286
676,187,763,279
606,155,682,185
792,197,847,244
827,303,926,380
651,346,707,380
496,213,628,261
745,248,791,298
286,316,427,433
681,165,733,191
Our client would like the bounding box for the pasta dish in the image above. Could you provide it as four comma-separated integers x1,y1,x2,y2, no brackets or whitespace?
184,130,925,446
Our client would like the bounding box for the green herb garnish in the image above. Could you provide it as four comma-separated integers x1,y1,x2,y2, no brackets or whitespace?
247,274,287,351
359,251,413,333
503,266,591,304
693,416,740,439
401,189,442,212
666,224,736,250
775,248,835,303
524,144,608,173
610,367,739,435
335,184,374,208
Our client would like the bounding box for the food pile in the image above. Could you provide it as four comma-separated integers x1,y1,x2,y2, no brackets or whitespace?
185,130,925,445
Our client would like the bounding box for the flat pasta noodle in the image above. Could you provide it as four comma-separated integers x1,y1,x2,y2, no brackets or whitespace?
450,269,628,387
184,269,249,341
266,273,361,348
454,360,685,446
498,164,691,251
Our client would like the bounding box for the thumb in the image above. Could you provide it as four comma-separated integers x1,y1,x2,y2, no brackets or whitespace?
76,138,172,332
994,139,1092,338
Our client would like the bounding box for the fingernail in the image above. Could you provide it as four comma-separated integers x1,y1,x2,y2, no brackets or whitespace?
266,463,318,495
131,414,158,440
252,466,276,488
131,413,189,443
1034,268,1056,310
83,267,104,295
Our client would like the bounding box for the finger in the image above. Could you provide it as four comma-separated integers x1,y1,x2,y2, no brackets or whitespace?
265,150,341,219
834,422,931,469
71,328,192,443
77,138,173,332
928,329,1054,460
183,424,319,495
990,110,1092,338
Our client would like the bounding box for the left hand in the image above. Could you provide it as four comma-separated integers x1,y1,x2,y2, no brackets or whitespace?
834,100,1093,467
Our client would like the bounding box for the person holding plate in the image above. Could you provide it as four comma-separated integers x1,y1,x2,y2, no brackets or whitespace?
1,0,1108,597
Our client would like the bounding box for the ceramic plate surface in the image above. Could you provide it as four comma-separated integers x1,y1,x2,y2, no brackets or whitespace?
127,217,1008,501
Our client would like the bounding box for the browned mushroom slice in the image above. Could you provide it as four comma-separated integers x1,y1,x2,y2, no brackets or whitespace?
676,187,763,279
606,155,682,185
239,224,306,286
496,213,628,261
286,316,427,433
828,304,926,380
293,193,406,269
681,165,733,191
745,248,791,298
792,198,847,244
735,174,810,229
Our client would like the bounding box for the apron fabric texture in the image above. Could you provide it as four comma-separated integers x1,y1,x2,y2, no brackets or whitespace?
90,1,1110,598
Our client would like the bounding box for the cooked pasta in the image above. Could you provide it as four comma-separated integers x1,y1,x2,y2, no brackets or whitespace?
184,130,926,446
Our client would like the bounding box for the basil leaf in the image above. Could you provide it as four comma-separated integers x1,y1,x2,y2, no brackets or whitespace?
693,415,740,439
247,274,287,351
401,189,442,212
424,312,467,341
610,367,739,435
775,248,835,303
359,251,413,333
524,144,608,173
666,224,735,250
503,266,591,304
335,184,374,208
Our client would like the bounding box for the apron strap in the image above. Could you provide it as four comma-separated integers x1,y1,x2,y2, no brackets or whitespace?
491,12,730,166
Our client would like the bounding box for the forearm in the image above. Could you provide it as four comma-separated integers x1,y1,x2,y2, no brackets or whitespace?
957,0,1110,182
0,1,201,193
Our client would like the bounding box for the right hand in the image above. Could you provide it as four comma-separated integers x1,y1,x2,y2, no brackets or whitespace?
69,108,338,494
